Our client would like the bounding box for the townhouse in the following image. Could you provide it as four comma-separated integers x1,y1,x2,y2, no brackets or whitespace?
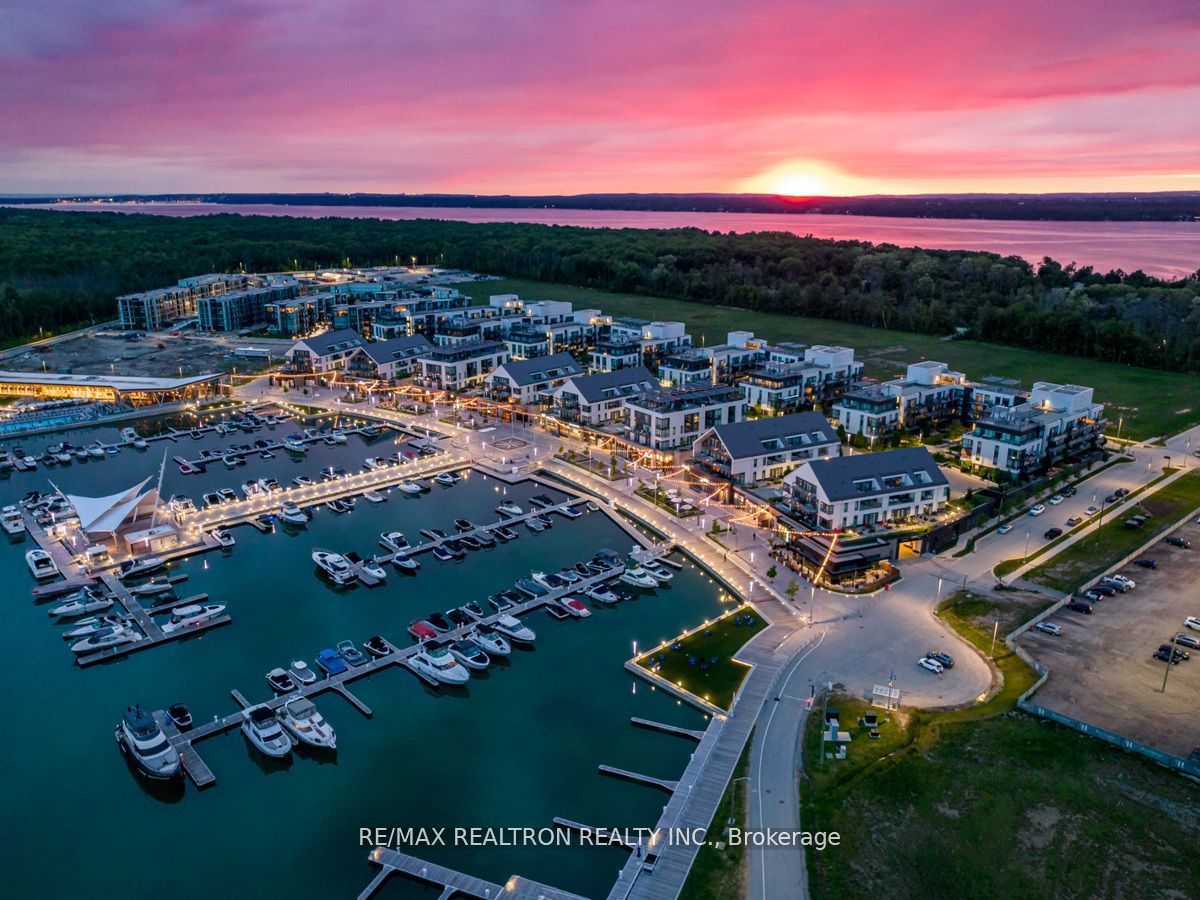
483,351,584,405
547,366,659,427
692,411,841,485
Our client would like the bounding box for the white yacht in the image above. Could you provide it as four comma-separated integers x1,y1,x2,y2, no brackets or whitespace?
288,659,318,685
620,567,659,588
133,438,149,450
168,496,196,515
397,481,423,495
467,626,511,656
120,427,138,442
328,431,348,444
241,705,293,758
71,625,142,654
492,614,537,643
379,531,411,553
25,548,59,579
411,646,471,685
211,528,236,548
363,491,386,503
1,505,25,534
283,435,307,453
240,481,261,498
448,640,491,670
434,471,458,486
496,500,522,516
129,579,174,597
160,603,226,634
49,589,113,618
116,705,181,780
120,556,166,578
62,614,131,639
88,444,106,459
279,697,337,749
640,560,675,583
555,596,592,618
585,584,620,604
312,549,355,584
278,504,309,526
391,552,419,572
363,456,383,470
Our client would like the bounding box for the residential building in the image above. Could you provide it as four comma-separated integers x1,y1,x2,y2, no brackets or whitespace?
197,282,299,332
783,446,950,531
833,361,967,443
117,274,253,331
343,335,434,381
590,319,692,372
739,345,862,414
282,329,366,375
547,366,659,427
484,352,584,405
265,293,334,337
623,383,746,452
692,411,841,485
966,376,1029,421
415,340,509,392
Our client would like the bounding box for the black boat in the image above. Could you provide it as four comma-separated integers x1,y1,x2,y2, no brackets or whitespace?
166,703,193,730
453,518,475,532
457,535,484,550
427,611,455,632
446,608,475,626
473,531,496,548
461,601,487,619
364,635,392,658
442,539,467,558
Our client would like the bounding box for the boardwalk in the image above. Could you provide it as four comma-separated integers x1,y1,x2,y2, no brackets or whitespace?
361,847,587,900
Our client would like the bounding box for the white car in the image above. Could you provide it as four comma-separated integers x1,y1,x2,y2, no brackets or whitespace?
1048,495,1064,505
1085,506,1099,516
917,657,944,674
1029,505,1046,517
1185,616,1200,632
997,523,1013,535
1034,622,1063,636
1106,574,1136,590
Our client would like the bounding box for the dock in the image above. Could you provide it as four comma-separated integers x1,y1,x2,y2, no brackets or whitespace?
630,717,705,742
553,818,639,851
361,847,587,900
598,765,678,793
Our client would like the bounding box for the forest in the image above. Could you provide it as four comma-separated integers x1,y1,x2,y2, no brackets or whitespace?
0,207,1197,370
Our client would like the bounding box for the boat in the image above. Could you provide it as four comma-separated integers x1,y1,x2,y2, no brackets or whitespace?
585,584,620,604
211,528,236,547
411,646,470,685
88,445,106,459
573,562,595,577
120,428,138,442
289,659,318,685
525,517,547,533
446,608,475,627
489,589,521,610
327,431,348,444
324,499,348,514
391,552,419,572
315,649,347,676
279,697,337,750
380,531,410,553
420,527,448,541
73,448,89,461
496,500,522,516
430,546,455,562
585,501,599,512
529,494,555,508
408,620,438,642
360,423,381,437
293,475,314,487
223,454,240,469
115,705,181,780
532,570,568,591
70,625,142,654
345,551,387,581
278,504,308,526
492,526,518,542
26,548,59,579
312,549,355,584
168,495,196,515
546,604,570,620
427,611,454,632
160,603,225,634
492,614,537,643
167,703,193,730
1,505,25,534
49,588,113,617
121,556,166,578
132,438,149,450
363,491,386,503
514,578,548,598
190,429,203,440
54,451,73,464
620,567,659,588
283,435,307,453
130,579,174,597
364,635,392,658
397,480,423,495
457,535,484,550
363,456,384,471
218,488,238,503
203,491,223,508
461,601,487,619
258,477,281,493
453,518,475,532
336,640,368,667
556,596,592,618
468,626,511,656
62,614,131,639
448,640,490,670
240,481,261,498
556,568,582,584
434,472,459,486
241,705,292,758
534,514,554,528
558,505,582,519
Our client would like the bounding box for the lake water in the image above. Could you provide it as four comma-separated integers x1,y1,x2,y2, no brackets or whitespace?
15,202,1200,277
3,412,732,898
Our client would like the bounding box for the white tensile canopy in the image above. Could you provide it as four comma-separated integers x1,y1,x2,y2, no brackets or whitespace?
63,476,160,536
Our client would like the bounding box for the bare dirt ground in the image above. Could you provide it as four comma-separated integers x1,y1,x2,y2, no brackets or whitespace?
1018,518,1200,758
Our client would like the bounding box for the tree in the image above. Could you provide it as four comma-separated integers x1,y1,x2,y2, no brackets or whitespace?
785,579,799,600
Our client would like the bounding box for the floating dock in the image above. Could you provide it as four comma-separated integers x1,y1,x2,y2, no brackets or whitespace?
360,847,587,900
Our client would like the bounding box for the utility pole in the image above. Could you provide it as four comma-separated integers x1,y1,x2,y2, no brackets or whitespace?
989,616,1000,659
1161,641,1174,693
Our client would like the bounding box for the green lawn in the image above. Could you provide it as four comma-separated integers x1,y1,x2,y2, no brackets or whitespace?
451,277,1200,440
637,606,767,709
801,590,1200,899
679,743,751,900
1029,469,1200,592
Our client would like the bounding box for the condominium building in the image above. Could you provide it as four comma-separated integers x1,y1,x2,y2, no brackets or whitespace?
415,340,509,392
589,319,691,372
738,344,862,414
343,335,434,381
692,411,841,485
833,361,967,443
117,274,253,331
484,352,584,405
282,329,367,374
547,366,659,427
197,282,299,332
623,383,746,452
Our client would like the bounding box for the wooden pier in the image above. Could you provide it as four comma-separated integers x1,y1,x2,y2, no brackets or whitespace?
598,765,678,793
630,717,705,742
361,847,587,900
553,819,638,850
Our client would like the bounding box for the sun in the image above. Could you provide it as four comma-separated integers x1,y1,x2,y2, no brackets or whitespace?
741,159,857,197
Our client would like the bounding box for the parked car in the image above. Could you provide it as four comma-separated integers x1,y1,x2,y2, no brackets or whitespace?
1158,643,1189,662
1154,649,1180,665
917,657,944,674
1174,633,1200,649
1105,574,1136,590
1044,528,1063,540
1185,616,1200,632
1105,494,1119,504
1067,600,1093,614
1034,622,1063,635
997,523,1013,535
1091,583,1116,597
1133,558,1158,569
926,650,955,669
1115,487,1129,498
1029,504,1046,517
1066,516,1083,527
1062,485,1078,497
1081,590,1103,603
1165,536,1191,548
1085,506,1099,517
1048,495,1064,506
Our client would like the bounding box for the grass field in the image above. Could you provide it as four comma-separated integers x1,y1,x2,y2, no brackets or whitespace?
637,606,766,709
1029,469,1200,592
801,590,1200,899
451,277,1200,440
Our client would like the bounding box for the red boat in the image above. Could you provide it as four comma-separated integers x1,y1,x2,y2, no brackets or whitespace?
408,620,437,641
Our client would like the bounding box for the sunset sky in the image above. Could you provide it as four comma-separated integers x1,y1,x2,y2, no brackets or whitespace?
2,0,1199,196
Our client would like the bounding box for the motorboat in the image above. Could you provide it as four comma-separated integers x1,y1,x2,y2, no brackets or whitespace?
71,625,141,654
453,518,476,532
434,472,459,486
573,562,595,578
457,535,484,550
241,705,292,758
446,608,475,627
283,435,307,453
327,431,348,444
641,561,675,583
279,697,337,750
360,423,382,437
267,667,298,693
325,499,350,514
556,596,592,618
223,454,240,469
461,601,487,619
534,514,554,528
391,552,419,572
364,635,392,658
337,640,368,667
293,475,313,487
133,438,149,450
397,480,423,495
50,589,113,618
115,705,181,780
492,614,536,643
558,505,582,519
88,445,106,459
448,640,490,670
380,531,410,553
546,604,570,621
514,578,547,598
26,548,59,579
525,517,547,533
363,491,386,503
363,456,385,471
54,451,73,464
240,481,261,499
620,567,659,589
190,429,204,440
289,659,318,685
496,500,522,516
73,448,89,461
258,477,282,494
585,585,620,604
585,501,599,512
211,528,236,548
468,626,511,656
203,492,223,508
492,526,518,542
62,614,131,639
218,488,238,503
121,556,166,578
160,603,225,634
168,495,196,514
489,589,521,610
473,531,496,548
120,427,138,442
130,579,174,597
1,505,25,534
167,703,193,730
279,504,308,526
408,620,438,642
427,611,454,633
556,568,582,584
532,571,568,591
345,551,387,581
312,549,354,585
411,646,470,685
315,649,347,676
529,494,555,509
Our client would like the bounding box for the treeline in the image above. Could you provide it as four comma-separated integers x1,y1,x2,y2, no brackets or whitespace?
1,208,1198,369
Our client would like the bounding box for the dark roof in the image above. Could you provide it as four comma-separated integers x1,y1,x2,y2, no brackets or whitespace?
559,366,658,404
296,328,364,356
708,412,838,460
359,335,433,365
790,446,948,502
491,352,583,386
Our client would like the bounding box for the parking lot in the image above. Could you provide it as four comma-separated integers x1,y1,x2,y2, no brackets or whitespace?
1019,519,1200,758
